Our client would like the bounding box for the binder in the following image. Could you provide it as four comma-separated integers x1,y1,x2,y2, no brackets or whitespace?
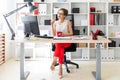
81,49,89,60
108,49,114,60
108,14,114,26
90,13,94,25
101,49,108,60
39,4,47,15
94,13,98,25
66,52,71,60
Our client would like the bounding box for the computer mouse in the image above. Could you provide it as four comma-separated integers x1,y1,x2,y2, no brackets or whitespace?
43,34,47,36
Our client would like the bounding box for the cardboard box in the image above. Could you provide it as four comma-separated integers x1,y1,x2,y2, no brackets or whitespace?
78,43,87,48
90,43,95,48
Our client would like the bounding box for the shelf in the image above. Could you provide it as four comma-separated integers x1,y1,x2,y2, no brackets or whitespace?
37,14,51,16
90,25,106,27
90,12,107,14
0,48,4,51
0,52,3,55
109,13,120,15
0,61,4,65
108,25,120,27
90,2,106,4
0,45,4,48
109,2,120,4
0,58,4,62
38,2,51,4
108,37,120,38
75,25,88,27
108,47,120,48
73,13,88,15
0,55,4,58
52,2,69,4
0,38,4,41
77,47,88,49
89,47,107,49
71,2,88,3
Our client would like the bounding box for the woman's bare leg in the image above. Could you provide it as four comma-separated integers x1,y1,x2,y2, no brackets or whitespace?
50,57,57,70
59,64,63,79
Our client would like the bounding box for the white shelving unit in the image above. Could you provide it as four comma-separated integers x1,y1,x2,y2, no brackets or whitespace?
108,2,120,60
71,2,88,35
15,1,120,61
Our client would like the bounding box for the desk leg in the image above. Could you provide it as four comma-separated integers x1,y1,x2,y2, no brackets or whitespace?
20,43,25,80
20,43,30,80
96,43,101,80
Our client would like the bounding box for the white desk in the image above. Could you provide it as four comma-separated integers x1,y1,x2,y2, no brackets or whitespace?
12,36,111,80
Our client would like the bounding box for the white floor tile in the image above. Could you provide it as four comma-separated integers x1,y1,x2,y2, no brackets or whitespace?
1,59,120,80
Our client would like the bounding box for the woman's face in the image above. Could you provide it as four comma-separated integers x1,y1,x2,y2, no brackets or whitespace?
57,10,65,20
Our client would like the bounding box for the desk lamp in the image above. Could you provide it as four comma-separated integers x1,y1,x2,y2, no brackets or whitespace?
3,2,37,40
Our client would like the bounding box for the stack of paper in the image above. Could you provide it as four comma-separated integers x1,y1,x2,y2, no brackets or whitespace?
73,36,89,40
53,36,72,40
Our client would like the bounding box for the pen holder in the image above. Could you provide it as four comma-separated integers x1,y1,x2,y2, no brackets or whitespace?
91,31,97,40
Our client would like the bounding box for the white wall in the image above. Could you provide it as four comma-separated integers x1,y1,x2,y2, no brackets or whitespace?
7,0,17,60
0,0,17,60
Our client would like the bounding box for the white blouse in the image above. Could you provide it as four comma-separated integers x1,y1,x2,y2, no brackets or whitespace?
55,20,68,34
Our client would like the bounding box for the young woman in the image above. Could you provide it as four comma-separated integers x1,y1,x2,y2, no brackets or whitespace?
51,8,73,79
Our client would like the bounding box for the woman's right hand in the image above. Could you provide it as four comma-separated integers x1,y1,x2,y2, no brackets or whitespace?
51,20,56,36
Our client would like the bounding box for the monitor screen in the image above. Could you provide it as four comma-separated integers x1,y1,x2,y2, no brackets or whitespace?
24,0,33,2
21,16,40,37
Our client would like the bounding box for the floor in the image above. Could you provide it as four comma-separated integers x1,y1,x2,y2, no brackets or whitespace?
0,58,120,80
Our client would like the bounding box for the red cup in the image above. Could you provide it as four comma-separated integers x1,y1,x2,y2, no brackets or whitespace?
57,31,62,37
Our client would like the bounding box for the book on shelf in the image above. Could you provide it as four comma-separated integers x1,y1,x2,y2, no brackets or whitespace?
90,13,106,26
90,13,94,25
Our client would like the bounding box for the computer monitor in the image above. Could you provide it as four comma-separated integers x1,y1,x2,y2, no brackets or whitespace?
21,16,40,37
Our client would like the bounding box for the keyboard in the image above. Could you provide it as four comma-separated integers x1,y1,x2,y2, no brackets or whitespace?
35,35,53,39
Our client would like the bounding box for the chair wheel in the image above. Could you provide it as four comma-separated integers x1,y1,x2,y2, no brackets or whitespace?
76,65,79,68
67,69,70,73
